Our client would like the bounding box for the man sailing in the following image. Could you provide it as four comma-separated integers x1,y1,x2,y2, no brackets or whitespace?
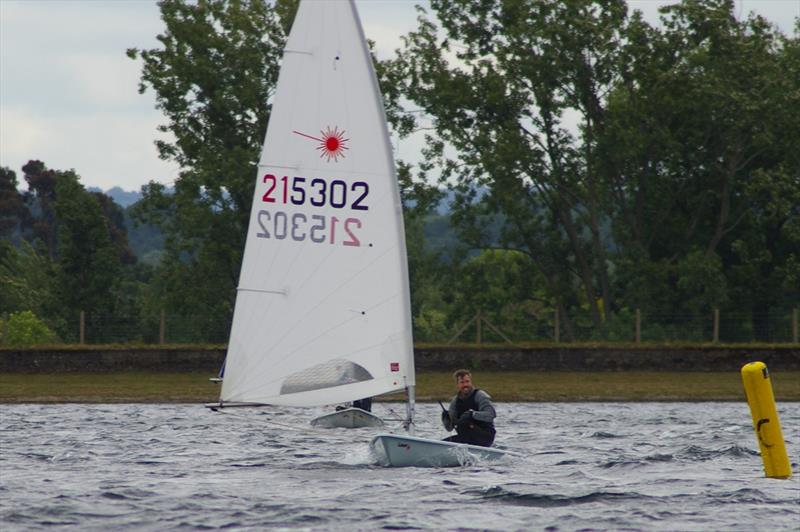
441,369,496,447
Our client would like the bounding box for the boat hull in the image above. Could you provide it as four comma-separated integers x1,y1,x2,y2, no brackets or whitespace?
310,408,384,429
370,433,506,467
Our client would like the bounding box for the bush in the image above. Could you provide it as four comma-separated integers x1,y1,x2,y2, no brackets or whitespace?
0,310,58,346
414,307,450,342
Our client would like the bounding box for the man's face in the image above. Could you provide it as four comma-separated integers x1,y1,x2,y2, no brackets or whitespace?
456,374,473,396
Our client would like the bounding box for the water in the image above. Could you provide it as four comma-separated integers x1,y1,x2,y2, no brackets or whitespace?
1,402,798,531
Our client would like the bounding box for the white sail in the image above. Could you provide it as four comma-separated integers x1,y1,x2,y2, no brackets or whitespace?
220,0,415,407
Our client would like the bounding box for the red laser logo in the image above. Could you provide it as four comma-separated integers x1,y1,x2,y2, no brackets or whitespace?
293,126,349,162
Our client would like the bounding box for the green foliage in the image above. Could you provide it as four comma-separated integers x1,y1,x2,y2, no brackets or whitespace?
54,172,121,314
0,161,138,341
0,310,58,346
1,1,796,346
413,249,553,343
93,192,136,265
124,205,165,266
589,308,635,342
414,307,450,342
602,1,799,340
675,250,728,315
382,0,799,342
449,250,544,332
20,160,59,257
0,240,60,319
379,0,645,337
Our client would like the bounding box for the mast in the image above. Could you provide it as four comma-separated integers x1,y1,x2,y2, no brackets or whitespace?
405,384,416,436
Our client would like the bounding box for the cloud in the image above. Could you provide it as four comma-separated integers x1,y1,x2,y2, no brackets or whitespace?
1,0,796,193
0,0,175,190
0,107,51,161
1,102,179,190
357,0,427,59
60,52,150,110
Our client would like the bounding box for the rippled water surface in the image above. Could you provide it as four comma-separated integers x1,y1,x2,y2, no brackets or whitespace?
2,402,798,530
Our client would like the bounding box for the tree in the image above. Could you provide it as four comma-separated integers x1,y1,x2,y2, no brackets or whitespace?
383,0,798,340
127,0,294,338
446,249,550,342
93,192,137,266
380,0,635,338
721,23,800,340
20,160,59,258
1,161,140,340
601,1,800,338
0,240,60,321
53,172,122,323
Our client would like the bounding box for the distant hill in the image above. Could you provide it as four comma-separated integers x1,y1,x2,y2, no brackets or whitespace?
88,186,142,207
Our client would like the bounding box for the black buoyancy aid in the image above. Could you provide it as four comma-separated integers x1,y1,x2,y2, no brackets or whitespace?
454,388,495,432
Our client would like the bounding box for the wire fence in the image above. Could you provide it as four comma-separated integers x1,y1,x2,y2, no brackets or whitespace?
438,309,799,345
4,308,797,346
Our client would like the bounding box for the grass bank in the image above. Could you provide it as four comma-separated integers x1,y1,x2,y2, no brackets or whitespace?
1,371,798,403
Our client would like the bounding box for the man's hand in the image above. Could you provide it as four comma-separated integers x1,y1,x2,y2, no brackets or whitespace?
457,410,473,426
442,410,456,430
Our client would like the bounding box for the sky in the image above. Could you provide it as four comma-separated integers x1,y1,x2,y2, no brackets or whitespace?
1,0,798,193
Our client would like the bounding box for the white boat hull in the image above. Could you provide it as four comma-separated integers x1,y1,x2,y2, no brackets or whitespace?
370,433,506,467
310,408,384,429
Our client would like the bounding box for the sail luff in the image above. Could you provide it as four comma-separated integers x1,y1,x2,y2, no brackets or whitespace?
346,0,417,384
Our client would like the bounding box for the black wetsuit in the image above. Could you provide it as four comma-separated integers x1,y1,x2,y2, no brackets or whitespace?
352,397,372,412
442,388,496,447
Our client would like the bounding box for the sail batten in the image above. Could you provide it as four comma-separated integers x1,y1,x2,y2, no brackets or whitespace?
237,287,288,295
220,0,415,408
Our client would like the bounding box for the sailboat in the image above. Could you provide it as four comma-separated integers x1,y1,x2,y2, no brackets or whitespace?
210,0,505,467
309,396,384,428
310,405,383,429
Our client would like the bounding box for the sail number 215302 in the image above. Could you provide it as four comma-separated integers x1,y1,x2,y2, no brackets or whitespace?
257,173,368,247
261,174,368,210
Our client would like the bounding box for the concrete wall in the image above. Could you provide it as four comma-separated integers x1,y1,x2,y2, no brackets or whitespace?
1,345,798,373
0,347,225,373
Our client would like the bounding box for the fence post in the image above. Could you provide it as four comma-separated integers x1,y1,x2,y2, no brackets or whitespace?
159,310,166,345
554,309,560,343
79,311,85,344
476,309,482,344
793,308,798,344
713,308,719,343
635,308,641,344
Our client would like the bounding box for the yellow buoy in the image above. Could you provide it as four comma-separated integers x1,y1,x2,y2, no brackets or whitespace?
741,362,792,479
